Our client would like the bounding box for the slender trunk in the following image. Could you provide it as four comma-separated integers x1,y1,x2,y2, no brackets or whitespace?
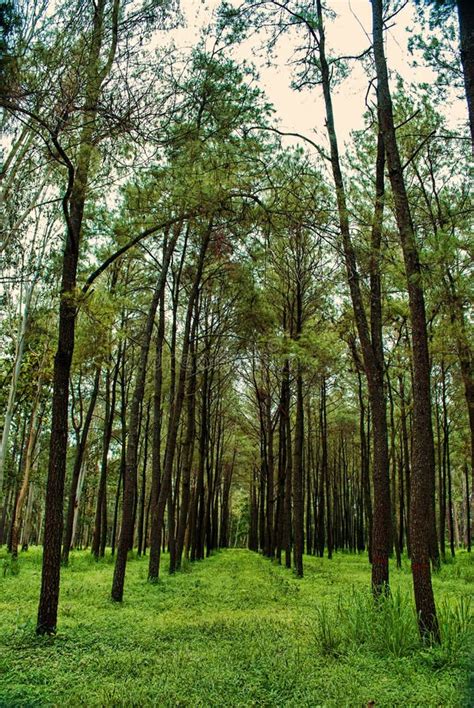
62,367,101,564
320,378,330,559
137,402,150,556
220,451,235,548
111,466,122,556
148,288,166,570
148,224,211,580
176,320,198,566
441,364,455,558
111,274,164,601
284,363,292,568
387,375,401,568
305,400,313,556
292,274,304,576
37,0,119,634
11,395,42,558
275,361,288,563
293,361,304,576
457,0,474,150
465,464,471,551
92,352,119,558
249,471,259,551
372,0,439,640
399,375,411,556
445,269,474,521
315,0,391,591
0,280,33,501
0,484,14,545
20,479,35,550
190,360,209,562
265,368,275,557
71,462,87,548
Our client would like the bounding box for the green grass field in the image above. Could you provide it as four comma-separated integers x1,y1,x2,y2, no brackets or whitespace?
0,548,473,706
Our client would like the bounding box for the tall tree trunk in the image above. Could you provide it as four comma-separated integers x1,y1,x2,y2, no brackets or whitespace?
283,362,292,568
11,391,42,558
399,374,411,556
387,375,401,568
137,402,150,556
320,378,329,559
315,0,391,592
37,0,120,634
92,352,119,558
249,471,259,551
292,274,304,576
148,224,211,580
275,359,289,563
457,0,474,150
371,0,439,640
441,363,455,558
293,361,304,576
111,465,122,556
176,314,198,566
0,277,34,502
445,269,474,513
71,462,88,549
220,451,235,549
465,464,471,551
189,357,209,563
148,287,166,569
111,267,167,600
264,367,275,558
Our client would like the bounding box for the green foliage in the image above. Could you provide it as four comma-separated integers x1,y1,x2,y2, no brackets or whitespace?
2,554,20,577
0,548,471,706
435,595,473,667
409,0,462,94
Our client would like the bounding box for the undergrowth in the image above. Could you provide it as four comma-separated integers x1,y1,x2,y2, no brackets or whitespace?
0,547,472,706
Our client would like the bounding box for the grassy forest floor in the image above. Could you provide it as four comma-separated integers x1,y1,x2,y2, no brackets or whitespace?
0,548,473,707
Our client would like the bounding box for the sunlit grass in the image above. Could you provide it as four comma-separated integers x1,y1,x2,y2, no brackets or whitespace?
0,547,472,706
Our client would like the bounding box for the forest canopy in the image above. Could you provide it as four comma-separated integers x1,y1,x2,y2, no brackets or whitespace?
0,0,473,703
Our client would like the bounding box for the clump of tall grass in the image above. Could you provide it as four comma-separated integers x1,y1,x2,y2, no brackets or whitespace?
2,555,20,577
312,604,344,657
340,586,419,657
427,595,474,668
311,587,472,662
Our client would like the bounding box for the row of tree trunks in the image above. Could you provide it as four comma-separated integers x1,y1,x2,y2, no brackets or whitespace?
112,227,179,601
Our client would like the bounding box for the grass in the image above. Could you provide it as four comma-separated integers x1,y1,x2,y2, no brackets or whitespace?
0,547,473,707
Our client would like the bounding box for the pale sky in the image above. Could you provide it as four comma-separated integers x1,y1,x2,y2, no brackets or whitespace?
164,0,466,151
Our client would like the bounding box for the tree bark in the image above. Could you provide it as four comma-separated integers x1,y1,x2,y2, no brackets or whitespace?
37,0,120,634
137,402,151,556
292,274,304,577
176,316,198,566
315,0,391,592
148,223,211,580
371,0,439,640
457,0,474,150
111,251,171,600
